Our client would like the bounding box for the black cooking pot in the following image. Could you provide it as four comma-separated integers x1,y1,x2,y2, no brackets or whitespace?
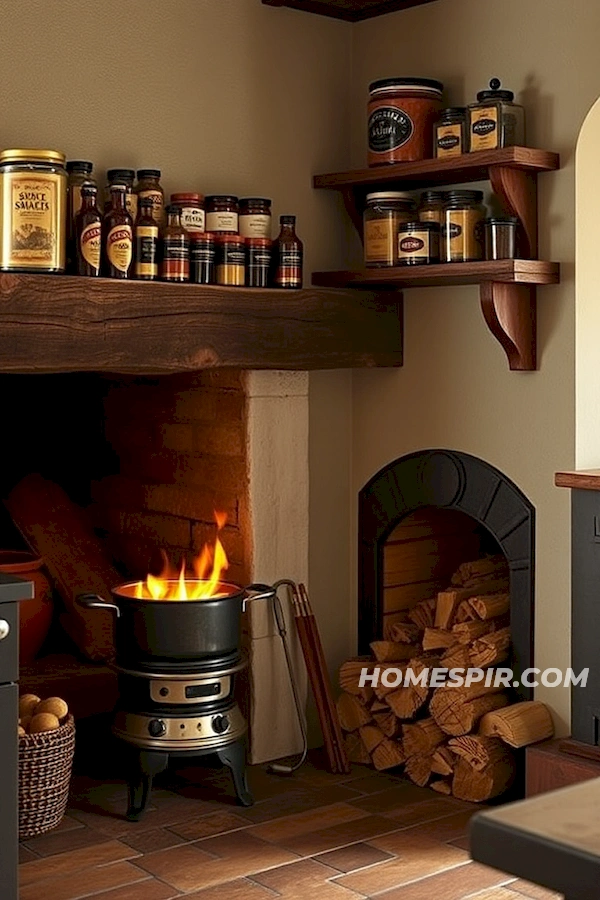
78,581,274,664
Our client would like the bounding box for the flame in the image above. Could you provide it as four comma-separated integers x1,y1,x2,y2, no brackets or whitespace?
133,512,230,601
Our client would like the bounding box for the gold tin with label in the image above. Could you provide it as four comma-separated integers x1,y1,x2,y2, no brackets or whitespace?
0,149,67,272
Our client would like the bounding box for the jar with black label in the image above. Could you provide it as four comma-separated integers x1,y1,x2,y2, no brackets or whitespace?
441,190,485,263
136,169,165,227
434,108,467,158
105,169,137,221
397,221,440,266
215,233,245,285
418,191,445,226
246,237,272,287
239,198,272,239
190,233,215,284
367,78,443,166
170,193,205,235
363,191,415,267
161,205,189,282
134,196,160,281
468,79,525,152
205,195,239,233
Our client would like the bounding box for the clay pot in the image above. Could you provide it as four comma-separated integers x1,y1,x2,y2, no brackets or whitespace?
0,551,53,663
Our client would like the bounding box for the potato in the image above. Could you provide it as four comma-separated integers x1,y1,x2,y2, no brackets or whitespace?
19,716,31,732
29,713,60,734
19,694,40,718
35,697,68,721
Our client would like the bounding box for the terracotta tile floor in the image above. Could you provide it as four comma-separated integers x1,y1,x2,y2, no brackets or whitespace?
18,752,563,900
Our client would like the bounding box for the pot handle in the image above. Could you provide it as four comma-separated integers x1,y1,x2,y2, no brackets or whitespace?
77,593,121,618
242,583,275,611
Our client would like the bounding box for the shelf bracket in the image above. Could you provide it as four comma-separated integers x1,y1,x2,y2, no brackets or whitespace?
489,165,537,258
480,281,537,371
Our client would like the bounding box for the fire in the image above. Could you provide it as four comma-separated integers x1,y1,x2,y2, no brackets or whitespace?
134,512,229,601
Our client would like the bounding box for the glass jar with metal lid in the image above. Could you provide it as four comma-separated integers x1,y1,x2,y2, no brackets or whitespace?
397,221,440,266
418,190,445,226
205,195,239,233
441,190,486,262
239,197,271,238
434,107,467,158
105,169,137,221
0,149,67,272
368,78,444,166
170,193,205,235
363,191,415,267
468,78,525,152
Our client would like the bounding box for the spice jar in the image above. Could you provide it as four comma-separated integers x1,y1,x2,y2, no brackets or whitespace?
418,191,445,226
161,205,189,282
397,221,440,266
434,108,467,158
0,149,67,273
368,77,443,166
363,191,415,267
136,169,165,227
441,190,485,263
170,193,205,235
468,79,525,152
205,195,239,233
190,233,215,284
239,198,272,239
105,169,137,222
246,237,272,287
484,216,518,260
215,233,245,285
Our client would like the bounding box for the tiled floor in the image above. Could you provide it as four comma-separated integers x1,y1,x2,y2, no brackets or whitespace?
18,753,562,900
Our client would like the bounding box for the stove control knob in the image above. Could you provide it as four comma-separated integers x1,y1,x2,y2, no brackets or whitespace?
211,715,230,735
148,719,166,738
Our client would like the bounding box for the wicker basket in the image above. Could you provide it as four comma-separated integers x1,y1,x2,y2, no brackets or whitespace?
19,715,76,839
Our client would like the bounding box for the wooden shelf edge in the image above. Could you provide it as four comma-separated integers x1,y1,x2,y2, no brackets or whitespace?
555,470,600,491
312,260,560,289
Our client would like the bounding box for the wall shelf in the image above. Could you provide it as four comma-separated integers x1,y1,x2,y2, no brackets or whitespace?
262,0,436,22
0,273,403,374
313,147,561,371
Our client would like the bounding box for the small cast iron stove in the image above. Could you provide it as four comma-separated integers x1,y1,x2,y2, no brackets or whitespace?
112,651,252,820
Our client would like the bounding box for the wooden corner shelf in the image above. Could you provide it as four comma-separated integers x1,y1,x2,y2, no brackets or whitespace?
262,0,436,22
0,273,403,374
312,260,559,289
555,471,600,491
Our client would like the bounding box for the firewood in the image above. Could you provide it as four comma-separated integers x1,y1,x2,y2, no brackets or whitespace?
435,591,462,630
469,592,510,620
470,627,511,668
479,701,554,748
389,622,422,644
439,578,509,609
370,641,420,663
336,692,372,731
451,619,498,645
373,668,407,700
452,751,515,802
403,718,445,756
384,658,432,720
359,723,386,753
383,611,410,640
422,627,455,651
405,752,433,787
370,700,390,713
454,600,479,623
441,644,471,670
430,779,452,794
359,685,375,706
431,745,456,776
451,555,508,586
449,734,508,772
430,684,509,736
408,597,437,629
373,710,400,738
339,657,375,695
344,731,371,765
371,738,405,771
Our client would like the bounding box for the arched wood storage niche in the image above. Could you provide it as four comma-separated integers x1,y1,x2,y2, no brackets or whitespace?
358,449,535,699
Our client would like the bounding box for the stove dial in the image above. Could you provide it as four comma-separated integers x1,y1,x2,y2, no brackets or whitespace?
211,715,230,735
148,719,167,738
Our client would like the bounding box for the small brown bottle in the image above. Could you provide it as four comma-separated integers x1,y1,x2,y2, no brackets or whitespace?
273,215,303,288
134,196,160,280
161,205,189,282
75,182,102,277
102,185,133,278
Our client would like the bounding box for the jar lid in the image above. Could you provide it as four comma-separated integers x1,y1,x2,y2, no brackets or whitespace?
484,216,519,225
280,215,296,225
107,168,135,182
246,237,272,247
439,106,466,117
239,197,272,208
214,232,244,242
171,192,204,204
66,160,93,174
191,232,214,243
366,191,414,202
445,190,484,204
399,221,440,232
369,77,444,95
206,195,239,204
0,148,66,165
420,190,445,203
137,169,161,179
476,78,514,102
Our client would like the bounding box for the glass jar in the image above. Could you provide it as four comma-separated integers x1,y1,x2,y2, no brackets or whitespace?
239,198,272,239
161,205,189,282
484,216,518,260
246,237,272,287
0,148,67,272
434,107,467,158
397,221,440,266
418,190,445,226
363,191,415,267
170,192,205,235
105,169,137,221
190,233,215,284
442,190,486,262
468,79,525,152
66,160,94,271
205,195,239,233
368,77,444,166
215,233,245,285
136,169,165,227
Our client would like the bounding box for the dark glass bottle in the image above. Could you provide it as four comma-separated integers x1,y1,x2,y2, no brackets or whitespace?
134,196,160,280
102,185,133,278
273,215,303,288
75,182,102,277
67,160,94,272
161,205,189,282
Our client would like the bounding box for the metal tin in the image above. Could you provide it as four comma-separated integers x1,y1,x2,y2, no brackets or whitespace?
190,233,215,284
215,233,245,285
484,216,518,260
0,149,67,272
246,237,271,287
397,221,440,265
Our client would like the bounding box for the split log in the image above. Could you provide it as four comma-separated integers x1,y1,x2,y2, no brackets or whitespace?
389,622,422,644
371,738,405,771
440,644,471,670
452,751,515,802
455,600,479,623
403,718,445,756
370,641,420,663
405,752,433,787
373,709,400,738
408,597,437,629
371,700,390,713
451,555,508,586
336,692,372,731
439,578,509,610
435,591,462,630
430,684,509,736
479,701,554,748
449,734,508,772
431,745,456,776
359,724,386,754
339,657,374,695
430,779,452,795
384,658,433,719
359,685,375,706
373,668,406,700
422,628,456,651
470,627,511,668
452,619,498,645
344,731,371,765
469,592,510,620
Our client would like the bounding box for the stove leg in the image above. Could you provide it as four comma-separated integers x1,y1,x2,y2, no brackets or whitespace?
216,741,254,807
126,750,169,822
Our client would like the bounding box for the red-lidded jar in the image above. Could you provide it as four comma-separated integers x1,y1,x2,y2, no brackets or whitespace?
246,237,271,287
205,195,239,233
190,233,215,284
215,232,245,285
170,192,205,235
368,77,444,166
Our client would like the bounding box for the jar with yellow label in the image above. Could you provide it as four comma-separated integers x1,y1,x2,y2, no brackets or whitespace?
441,190,485,263
418,190,445,226
363,191,415,267
434,108,467,158
0,149,67,272
468,79,525,152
